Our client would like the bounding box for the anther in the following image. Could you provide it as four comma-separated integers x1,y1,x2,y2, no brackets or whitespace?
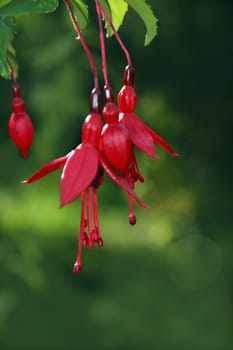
97,237,104,247
87,239,94,249
73,262,82,275
129,213,136,225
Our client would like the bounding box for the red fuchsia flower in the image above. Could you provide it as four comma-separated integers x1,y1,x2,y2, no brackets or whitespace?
99,85,145,225
118,65,180,158
9,85,34,158
22,89,146,274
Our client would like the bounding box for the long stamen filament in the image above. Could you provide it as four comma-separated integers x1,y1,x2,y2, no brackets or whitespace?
93,188,99,234
93,187,103,246
73,191,87,274
87,188,94,247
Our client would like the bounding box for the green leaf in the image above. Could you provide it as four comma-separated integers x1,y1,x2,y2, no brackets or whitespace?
0,0,59,16
107,0,128,34
98,0,128,38
124,0,158,45
0,18,15,79
70,0,88,30
0,0,12,8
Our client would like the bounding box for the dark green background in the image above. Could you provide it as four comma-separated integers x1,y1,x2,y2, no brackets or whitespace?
0,0,232,349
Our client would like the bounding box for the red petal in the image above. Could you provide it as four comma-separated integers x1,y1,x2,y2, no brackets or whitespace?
99,153,147,208
145,126,180,156
119,112,157,159
21,155,68,184
60,144,99,206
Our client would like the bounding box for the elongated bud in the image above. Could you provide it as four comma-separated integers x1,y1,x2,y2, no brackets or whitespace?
9,83,34,157
9,110,34,158
118,65,137,113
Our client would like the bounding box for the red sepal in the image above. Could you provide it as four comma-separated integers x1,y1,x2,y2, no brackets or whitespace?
22,155,68,184
99,153,147,209
120,112,180,157
145,125,180,156
119,112,157,159
60,144,99,206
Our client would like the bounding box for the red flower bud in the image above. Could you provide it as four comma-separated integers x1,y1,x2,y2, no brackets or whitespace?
9,97,34,158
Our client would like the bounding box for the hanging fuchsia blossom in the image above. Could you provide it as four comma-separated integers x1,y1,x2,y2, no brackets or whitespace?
22,89,146,273
9,85,34,158
118,65,180,158
18,0,179,276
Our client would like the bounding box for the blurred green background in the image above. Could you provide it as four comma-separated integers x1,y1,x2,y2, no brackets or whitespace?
0,0,232,349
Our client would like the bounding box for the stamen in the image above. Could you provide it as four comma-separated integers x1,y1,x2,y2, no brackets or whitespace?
83,233,89,246
87,188,94,248
73,191,86,274
83,190,89,245
93,187,104,247
89,187,97,242
130,152,144,183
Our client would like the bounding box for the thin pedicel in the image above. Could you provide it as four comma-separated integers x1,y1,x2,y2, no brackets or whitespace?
98,1,132,66
64,0,99,89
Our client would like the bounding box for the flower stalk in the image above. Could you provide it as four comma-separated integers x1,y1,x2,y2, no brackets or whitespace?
64,0,99,89
95,0,109,86
98,1,132,66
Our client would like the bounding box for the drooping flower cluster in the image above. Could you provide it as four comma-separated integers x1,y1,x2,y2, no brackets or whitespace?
19,0,179,274
22,88,147,273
